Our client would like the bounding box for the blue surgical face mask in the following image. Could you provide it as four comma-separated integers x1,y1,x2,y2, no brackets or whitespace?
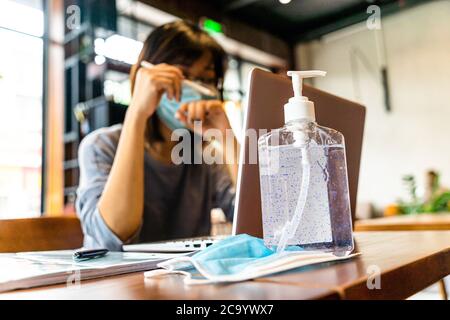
156,84,217,131
144,234,357,285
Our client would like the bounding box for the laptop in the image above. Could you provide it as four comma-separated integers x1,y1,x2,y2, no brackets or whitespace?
123,68,365,253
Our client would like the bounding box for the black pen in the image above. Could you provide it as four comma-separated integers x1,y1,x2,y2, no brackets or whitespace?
73,248,109,262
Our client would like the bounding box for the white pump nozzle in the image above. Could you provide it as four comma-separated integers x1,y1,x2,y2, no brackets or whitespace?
284,70,327,123
287,70,327,98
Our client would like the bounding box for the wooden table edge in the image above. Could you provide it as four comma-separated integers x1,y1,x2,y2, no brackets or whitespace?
355,224,450,231
255,234,450,300
338,247,450,299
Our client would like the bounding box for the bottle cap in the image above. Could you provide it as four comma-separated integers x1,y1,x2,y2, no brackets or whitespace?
284,70,327,123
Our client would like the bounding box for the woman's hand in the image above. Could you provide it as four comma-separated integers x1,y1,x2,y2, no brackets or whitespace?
128,63,184,119
176,100,231,135
177,100,240,185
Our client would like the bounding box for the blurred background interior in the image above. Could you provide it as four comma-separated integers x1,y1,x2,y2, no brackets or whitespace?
0,0,449,222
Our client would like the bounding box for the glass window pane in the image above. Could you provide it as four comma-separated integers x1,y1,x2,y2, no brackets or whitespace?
223,58,241,101
240,61,269,96
118,16,154,43
137,22,154,42
117,16,137,40
0,2,43,219
0,0,44,37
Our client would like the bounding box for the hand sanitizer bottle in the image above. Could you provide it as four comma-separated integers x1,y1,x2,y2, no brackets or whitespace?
258,71,354,256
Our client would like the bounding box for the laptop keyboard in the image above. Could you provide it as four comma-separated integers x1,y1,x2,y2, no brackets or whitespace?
123,235,230,253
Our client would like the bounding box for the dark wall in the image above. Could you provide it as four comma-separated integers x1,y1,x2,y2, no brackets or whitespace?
139,0,293,66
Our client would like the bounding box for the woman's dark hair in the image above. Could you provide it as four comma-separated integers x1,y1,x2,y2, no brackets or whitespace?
130,20,227,142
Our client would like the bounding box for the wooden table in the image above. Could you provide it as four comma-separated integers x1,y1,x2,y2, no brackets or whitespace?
355,214,450,299
1,232,449,300
355,213,450,231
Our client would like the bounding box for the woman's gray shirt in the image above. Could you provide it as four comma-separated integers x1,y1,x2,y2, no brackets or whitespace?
75,124,235,251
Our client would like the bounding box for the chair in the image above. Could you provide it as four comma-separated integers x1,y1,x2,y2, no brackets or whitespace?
0,216,83,253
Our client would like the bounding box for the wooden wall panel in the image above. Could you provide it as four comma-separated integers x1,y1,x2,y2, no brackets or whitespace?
44,0,65,216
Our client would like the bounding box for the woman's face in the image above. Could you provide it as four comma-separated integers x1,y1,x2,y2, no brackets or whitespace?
176,51,217,88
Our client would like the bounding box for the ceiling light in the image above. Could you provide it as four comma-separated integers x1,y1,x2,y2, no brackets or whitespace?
279,0,291,4
94,35,143,65
95,55,106,65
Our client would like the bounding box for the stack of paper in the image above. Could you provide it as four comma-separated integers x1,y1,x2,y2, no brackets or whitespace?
0,251,188,293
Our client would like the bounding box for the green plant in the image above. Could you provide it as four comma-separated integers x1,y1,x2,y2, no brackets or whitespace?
426,192,450,212
398,175,422,214
397,173,449,214
402,175,418,202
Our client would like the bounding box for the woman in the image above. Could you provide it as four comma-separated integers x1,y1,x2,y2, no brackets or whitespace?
76,21,238,251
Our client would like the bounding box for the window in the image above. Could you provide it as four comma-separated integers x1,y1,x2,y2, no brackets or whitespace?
223,58,242,102
0,0,44,218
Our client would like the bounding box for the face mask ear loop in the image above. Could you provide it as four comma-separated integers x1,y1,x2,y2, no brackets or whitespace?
276,146,311,253
144,269,189,279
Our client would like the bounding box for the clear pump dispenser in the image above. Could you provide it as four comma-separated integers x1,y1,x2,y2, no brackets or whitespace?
258,71,354,256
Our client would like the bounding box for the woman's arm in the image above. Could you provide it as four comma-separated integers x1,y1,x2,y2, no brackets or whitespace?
222,131,240,186
97,111,146,241
98,64,183,241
